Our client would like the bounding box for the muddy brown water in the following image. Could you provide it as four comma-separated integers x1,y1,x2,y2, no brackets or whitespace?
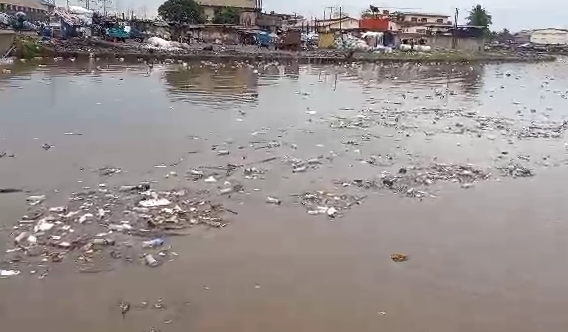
2,58,568,331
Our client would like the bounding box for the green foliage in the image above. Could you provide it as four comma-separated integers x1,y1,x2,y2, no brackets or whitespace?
213,7,240,25
158,0,205,24
466,5,492,28
15,37,42,60
490,28,513,42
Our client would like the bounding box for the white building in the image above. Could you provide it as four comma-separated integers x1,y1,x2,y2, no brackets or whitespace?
316,17,359,32
387,11,451,35
398,11,450,25
530,28,568,45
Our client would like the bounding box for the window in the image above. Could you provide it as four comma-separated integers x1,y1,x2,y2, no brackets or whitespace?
411,17,417,22
436,18,444,23
416,29,426,34
420,18,427,23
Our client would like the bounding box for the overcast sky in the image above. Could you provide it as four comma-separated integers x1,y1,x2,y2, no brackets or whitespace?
77,0,564,31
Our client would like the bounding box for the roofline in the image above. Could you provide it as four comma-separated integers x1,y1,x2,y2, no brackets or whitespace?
400,12,450,18
316,16,355,22
532,28,568,32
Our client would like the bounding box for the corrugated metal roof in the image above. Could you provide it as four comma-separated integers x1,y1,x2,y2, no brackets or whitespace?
0,0,48,10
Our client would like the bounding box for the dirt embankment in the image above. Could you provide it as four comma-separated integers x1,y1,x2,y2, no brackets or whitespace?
40,38,557,64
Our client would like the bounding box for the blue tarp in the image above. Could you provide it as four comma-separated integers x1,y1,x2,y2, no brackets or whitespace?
256,31,270,46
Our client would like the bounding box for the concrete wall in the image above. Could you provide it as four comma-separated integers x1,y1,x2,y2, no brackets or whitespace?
530,29,568,45
0,3,50,22
396,34,484,52
240,11,257,26
191,28,239,43
256,13,281,28
0,30,15,56
401,14,449,24
426,35,484,52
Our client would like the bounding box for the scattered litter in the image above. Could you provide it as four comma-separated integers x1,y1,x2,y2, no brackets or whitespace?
1,183,230,275
266,196,281,205
139,198,171,208
204,176,217,183
391,253,409,262
497,162,534,178
26,195,46,206
144,254,161,267
142,238,164,249
296,191,365,218
0,270,20,277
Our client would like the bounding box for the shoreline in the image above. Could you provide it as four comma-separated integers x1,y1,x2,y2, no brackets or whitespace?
42,48,557,64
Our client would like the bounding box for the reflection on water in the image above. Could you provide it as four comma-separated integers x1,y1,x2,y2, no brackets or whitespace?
163,65,259,106
0,60,488,101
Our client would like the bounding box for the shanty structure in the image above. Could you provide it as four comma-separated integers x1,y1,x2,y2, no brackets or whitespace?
0,0,53,21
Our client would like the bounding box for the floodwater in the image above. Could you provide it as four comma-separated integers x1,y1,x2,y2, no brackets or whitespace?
2,58,568,331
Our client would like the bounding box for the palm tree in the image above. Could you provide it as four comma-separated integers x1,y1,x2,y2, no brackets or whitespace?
466,5,492,28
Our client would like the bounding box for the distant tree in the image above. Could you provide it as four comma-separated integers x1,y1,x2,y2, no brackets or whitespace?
158,0,205,24
466,4,492,37
361,9,374,18
213,7,240,24
491,28,512,42
466,5,492,28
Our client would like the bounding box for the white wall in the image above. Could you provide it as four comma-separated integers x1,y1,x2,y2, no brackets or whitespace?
323,19,359,31
402,14,449,24
530,29,568,45
401,26,428,34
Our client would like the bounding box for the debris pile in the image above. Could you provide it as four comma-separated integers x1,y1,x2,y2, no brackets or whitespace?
344,163,491,199
0,184,229,276
294,191,366,219
497,162,534,178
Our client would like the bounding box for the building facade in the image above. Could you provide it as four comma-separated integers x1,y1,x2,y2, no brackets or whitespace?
397,12,450,25
196,0,261,25
0,0,53,22
530,28,568,45
388,11,450,34
316,17,359,32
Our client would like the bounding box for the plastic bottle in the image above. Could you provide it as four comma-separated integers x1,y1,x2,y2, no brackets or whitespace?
142,238,164,248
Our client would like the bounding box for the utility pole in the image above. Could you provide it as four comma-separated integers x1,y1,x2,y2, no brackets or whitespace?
339,6,342,37
452,8,459,49
326,6,334,20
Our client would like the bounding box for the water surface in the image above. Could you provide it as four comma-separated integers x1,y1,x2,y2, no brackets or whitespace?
1,59,568,332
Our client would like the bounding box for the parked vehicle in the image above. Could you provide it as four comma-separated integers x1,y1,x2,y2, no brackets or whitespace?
105,26,129,42
128,28,147,42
